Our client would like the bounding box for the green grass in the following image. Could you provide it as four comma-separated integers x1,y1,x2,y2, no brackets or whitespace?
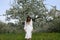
0,33,60,40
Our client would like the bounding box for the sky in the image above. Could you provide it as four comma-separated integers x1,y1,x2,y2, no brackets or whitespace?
0,0,14,23
44,0,60,10
0,0,60,23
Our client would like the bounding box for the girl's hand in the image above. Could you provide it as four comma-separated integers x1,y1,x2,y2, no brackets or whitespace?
24,30,26,32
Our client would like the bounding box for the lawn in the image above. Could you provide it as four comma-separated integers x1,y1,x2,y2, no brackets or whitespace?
0,33,60,40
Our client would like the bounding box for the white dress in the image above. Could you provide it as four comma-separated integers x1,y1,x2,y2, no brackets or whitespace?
24,19,33,39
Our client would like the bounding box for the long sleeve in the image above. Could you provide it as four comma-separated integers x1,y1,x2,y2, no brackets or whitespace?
24,21,26,30
30,19,33,31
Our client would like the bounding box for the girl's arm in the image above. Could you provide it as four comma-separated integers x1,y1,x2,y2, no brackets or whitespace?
31,19,33,31
24,21,26,32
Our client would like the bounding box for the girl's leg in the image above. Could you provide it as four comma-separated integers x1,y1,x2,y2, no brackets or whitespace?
25,38,31,40
25,39,28,40
28,38,31,40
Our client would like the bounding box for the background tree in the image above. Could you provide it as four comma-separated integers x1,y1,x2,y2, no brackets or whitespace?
6,0,47,31
5,0,60,32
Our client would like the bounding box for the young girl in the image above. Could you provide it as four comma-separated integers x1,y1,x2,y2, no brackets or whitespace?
24,16,33,40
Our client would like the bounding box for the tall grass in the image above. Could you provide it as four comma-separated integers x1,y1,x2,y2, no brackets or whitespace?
0,33,60,40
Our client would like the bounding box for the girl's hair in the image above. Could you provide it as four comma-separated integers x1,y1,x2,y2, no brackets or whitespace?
26,15,31,22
